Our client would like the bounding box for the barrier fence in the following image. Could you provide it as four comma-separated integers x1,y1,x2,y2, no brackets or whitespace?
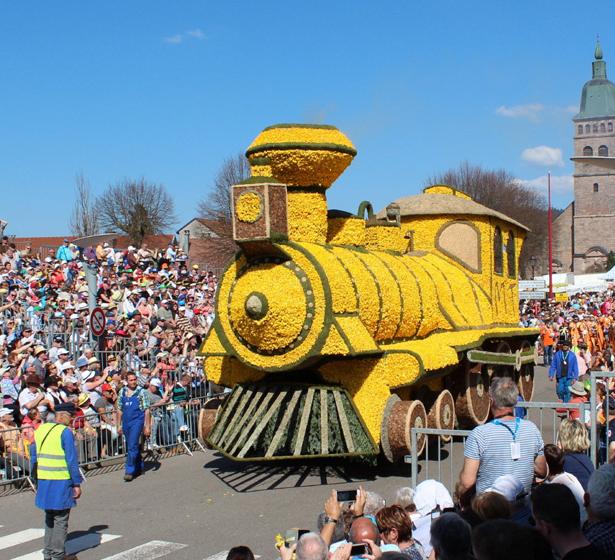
410,400,592,495
0,395,212,493
589,370,615,466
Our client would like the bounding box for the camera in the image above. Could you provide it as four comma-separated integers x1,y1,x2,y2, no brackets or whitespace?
284,529,310,547
350,543,370,556
336,489,357,503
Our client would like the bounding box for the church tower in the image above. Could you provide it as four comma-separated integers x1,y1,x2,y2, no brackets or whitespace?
570,40,615,272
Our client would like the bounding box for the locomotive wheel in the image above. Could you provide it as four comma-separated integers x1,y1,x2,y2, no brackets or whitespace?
198,396,224,444
455,361,491,427
381,396,427,462
427,389,456,442
517,341,535,402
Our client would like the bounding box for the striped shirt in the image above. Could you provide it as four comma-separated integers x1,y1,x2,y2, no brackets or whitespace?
464,418,544,494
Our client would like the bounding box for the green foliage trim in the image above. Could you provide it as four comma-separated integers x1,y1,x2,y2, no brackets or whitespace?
246,142,357,157
263,123,339,131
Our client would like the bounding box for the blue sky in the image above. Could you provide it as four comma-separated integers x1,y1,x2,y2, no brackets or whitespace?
0,0,608,236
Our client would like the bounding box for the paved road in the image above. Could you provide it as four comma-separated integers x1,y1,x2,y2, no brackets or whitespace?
0,366,557,559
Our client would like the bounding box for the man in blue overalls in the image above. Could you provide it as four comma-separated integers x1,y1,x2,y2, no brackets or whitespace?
30,401,82,560
117,373,150,482
548,339,579,403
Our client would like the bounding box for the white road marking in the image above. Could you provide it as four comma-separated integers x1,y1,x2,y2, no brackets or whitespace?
10,532,121,560
0,529,44,551
202,552,261,560
100,540,187,559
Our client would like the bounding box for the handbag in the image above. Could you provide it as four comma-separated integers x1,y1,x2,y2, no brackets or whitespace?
31,423,62,484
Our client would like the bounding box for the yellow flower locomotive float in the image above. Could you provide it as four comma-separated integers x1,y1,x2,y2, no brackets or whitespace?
199,124,538,462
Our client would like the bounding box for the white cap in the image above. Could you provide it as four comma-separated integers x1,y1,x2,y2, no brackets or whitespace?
413,479,454,517
486,475,525,502
150,378,162,388
58,348,70,356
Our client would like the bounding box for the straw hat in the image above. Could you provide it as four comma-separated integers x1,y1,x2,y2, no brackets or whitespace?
569,381,587,397
77,393,90,407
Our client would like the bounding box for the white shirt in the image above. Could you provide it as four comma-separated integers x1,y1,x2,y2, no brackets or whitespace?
548,473,587,522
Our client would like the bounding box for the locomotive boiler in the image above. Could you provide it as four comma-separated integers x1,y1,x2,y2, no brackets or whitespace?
199,124,538,462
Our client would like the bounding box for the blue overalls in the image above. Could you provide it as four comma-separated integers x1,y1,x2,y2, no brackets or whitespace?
121,390,145,476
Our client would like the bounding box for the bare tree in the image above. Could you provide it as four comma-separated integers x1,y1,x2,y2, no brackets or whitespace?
96,178,176,246
198,153,250,222
69,172,100,237
425,162,549,277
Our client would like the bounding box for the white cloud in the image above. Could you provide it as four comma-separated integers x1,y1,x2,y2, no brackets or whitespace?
521,145,564,167
163,29,205,45
186,29,205,39
563,104,578,114
496,103,544,121
163,34,183,44
516,174,574,195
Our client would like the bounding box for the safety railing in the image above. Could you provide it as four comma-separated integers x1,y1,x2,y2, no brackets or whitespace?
589,371,615,466
0,394,215,494
409,400,591,495
0,425,35,490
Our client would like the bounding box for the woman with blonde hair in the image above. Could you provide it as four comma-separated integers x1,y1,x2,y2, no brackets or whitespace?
556,418,594,490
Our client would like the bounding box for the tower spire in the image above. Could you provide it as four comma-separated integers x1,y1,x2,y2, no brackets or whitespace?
595,35,603,60
593,38,607,79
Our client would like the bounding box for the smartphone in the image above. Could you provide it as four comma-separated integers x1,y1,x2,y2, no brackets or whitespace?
350,543,369,556
337,489,357,502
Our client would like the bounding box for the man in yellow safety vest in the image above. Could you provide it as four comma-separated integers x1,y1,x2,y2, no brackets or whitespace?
31,401,83,560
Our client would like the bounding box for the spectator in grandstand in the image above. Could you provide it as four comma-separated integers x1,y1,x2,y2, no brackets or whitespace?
531,483,604,560
603,396,615,464
543,444,586,522
146,377,171,449
410,479,454,557
459,376,546,497
556,419,594,490
170,374,192,442
296,533,328,560
226,546,256,560
0,407,30,478
18,374,50,418
117,372,150,481
472,519,550,560
430,513,472,560
480,474,531,526
584,464,615,559
549,340,579,403
375,505,424,559
470,492,511,524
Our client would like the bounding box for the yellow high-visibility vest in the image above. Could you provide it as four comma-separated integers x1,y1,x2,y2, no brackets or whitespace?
34,423,70,480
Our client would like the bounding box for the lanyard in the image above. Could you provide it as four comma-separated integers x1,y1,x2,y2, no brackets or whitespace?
492,417,521,442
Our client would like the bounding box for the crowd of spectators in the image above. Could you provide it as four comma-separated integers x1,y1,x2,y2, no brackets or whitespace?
520,291,615,463
0,235,219,479
230,378,615,560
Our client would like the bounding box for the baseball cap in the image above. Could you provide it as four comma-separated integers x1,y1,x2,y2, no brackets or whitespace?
101,383,113,392
149,378,162,388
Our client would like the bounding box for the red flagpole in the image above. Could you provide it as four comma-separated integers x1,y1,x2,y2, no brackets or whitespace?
548,171,554,299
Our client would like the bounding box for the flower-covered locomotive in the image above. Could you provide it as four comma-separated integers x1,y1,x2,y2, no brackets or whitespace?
199,124,538,462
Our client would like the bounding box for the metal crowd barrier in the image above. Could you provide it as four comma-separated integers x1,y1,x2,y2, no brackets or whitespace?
409,400,591,494
0,395,213,494
0,425,35,489
589,371,615,466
